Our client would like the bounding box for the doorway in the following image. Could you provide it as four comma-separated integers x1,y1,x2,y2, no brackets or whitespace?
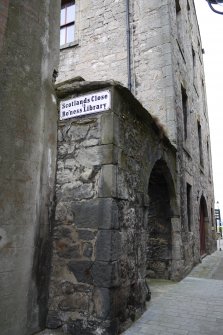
147,160,173,279
199,196,208,256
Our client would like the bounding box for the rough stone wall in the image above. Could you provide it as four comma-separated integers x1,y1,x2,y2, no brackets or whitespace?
57,0,177,144
58,0,128,87
0,0,9,51
168,0,216,271
57,0,216,277
0,0,215,333
0,1,60,334
47,80,177,334
130,0,177,143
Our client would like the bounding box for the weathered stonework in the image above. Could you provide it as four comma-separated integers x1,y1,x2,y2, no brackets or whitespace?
0,1,60,335
57,0,176,142
47,80,179,334
0,1,217,334
57,0,216,275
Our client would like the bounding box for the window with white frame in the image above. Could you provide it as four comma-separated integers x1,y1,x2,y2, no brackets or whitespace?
60,1,75,46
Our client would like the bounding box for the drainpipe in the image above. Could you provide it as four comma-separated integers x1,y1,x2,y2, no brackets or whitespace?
126,0,132,92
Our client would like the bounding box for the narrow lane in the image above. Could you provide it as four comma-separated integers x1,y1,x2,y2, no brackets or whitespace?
122,243,223,335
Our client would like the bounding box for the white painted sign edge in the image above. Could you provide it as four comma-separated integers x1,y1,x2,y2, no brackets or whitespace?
60,89,111,120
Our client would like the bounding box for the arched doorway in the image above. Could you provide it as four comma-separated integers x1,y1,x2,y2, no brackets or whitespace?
147,159,174,279
199,196,208,256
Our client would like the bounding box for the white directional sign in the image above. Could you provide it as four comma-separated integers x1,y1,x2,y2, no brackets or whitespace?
60,90,111,120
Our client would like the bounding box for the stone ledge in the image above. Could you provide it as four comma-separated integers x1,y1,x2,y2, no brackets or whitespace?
55,79,176,151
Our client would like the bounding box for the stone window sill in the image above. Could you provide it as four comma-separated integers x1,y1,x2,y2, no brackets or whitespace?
60,40,79,50
200,165,204,174
183,145,191,159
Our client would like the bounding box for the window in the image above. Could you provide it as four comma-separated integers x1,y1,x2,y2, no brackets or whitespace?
181,86,188,140
187,0,190,11
192,46,197,88
207,140,211,178
175,0,181,13
198,121,204,167
201,79,208,117
60,1,75,46
186,183,192,232
192,47,195,69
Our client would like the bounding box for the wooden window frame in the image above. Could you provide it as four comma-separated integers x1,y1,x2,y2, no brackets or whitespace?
60,0,75,46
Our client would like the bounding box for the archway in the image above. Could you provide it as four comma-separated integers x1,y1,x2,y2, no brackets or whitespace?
147,159,174,279
199,196,208,256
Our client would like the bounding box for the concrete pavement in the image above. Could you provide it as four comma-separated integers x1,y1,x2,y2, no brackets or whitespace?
122,240,223,335
37,241,223,335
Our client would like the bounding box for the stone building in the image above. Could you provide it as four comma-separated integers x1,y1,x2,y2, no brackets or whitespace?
0,1,60,335
57,0,216,280
48,0,216,333
0,0,216,335
47,79,178,334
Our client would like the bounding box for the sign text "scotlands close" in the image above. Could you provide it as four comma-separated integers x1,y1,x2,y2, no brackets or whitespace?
60,90,111,120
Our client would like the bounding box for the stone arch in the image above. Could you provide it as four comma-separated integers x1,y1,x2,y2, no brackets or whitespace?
199,195,209,256
147,159,176,279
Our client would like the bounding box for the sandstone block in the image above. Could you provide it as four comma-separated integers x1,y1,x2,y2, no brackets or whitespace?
93,287,110,319
92,261,120,288
96,230,121,261
72,198,119,230
68,260,93,284
98,164,117,197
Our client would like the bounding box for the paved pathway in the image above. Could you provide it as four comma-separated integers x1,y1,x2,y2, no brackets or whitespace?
122,241,223,335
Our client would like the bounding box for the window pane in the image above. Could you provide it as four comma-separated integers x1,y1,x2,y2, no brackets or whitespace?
60,7,66,25
66,24,75,43
60,27,66,46
66,3,75,24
